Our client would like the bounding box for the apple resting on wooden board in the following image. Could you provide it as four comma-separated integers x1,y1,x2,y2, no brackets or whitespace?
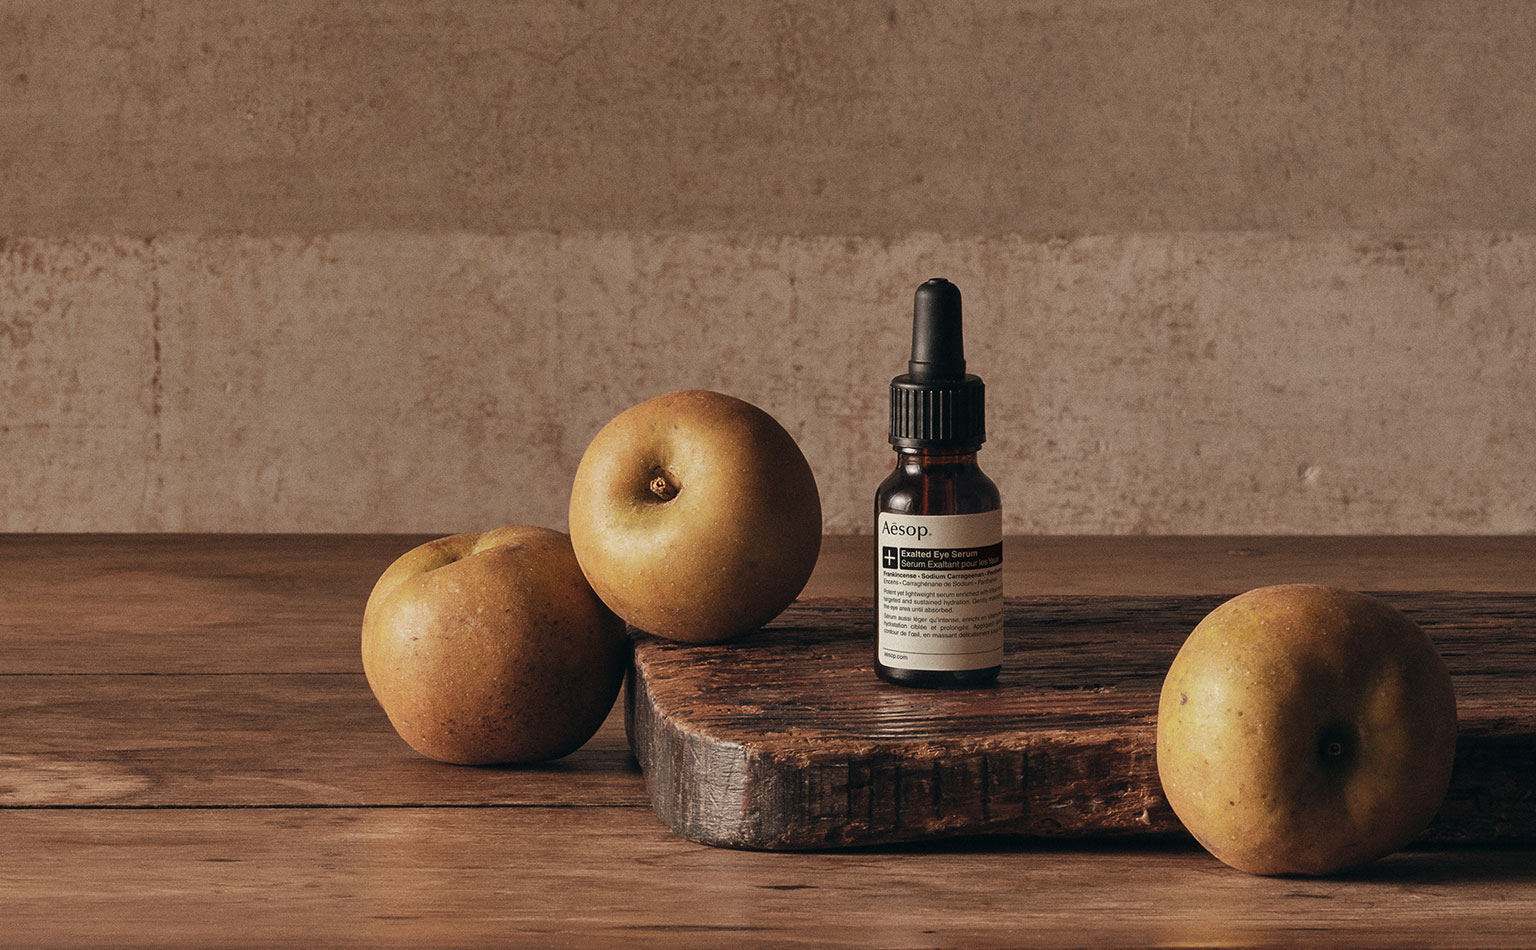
1156,584,1458,875
568,390,822,644
362,526,629,765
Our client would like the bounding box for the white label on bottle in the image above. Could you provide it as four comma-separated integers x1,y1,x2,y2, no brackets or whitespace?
877,510,1004,672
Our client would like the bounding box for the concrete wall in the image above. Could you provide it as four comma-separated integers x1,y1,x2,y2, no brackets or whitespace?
3,1,1533,533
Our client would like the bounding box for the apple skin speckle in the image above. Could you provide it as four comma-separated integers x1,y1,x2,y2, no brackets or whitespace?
1156,584,1458,877
567,389,822,644
362,526,628,765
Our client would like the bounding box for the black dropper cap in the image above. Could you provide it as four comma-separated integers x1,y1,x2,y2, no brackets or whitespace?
890,278,986,449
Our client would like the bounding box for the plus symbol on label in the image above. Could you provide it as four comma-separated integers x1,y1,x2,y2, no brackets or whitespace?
881,546,900,570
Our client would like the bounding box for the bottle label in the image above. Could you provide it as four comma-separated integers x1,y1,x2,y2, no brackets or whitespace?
877,510,1004,672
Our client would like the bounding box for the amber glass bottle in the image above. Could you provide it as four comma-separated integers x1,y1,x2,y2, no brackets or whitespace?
875,279,1003,688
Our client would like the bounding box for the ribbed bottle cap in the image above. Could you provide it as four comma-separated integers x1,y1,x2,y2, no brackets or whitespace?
889,278,986,449
889,376,985,448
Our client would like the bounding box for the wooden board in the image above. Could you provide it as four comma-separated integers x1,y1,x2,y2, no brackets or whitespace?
8,534,1536,675
628,594,1536,850
0,675,642,808
0,533,432,674
6,536,1536,947
8,809,1536,950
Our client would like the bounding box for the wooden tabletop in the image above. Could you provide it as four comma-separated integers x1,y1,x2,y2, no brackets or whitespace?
3,534,1535,947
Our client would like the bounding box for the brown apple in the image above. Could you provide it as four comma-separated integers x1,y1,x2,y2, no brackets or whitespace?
362,525,628,765
1156,584,1458,875
567,389,822,644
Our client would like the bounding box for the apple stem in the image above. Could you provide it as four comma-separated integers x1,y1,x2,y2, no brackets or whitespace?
648,471,678,502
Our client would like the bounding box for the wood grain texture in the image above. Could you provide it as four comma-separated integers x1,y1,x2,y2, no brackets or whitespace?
630,594,1536,849
0,676,640,807
6,534,1535,674
0,534,431,674
3,808,1533,950
4,535,1536,947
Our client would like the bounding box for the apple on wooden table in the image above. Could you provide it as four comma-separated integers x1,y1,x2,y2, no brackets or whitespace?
362,525,629,765
568,389,823,644
1157,584,1458,876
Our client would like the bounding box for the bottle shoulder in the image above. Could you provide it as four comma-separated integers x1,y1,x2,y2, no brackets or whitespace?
876,455,1000,516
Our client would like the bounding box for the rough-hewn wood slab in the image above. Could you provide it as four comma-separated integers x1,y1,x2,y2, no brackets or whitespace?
0,675,640,807
629,594,1536,849
4,807,1534,950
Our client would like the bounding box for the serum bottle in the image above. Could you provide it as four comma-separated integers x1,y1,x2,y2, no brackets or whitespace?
875,278,1003,688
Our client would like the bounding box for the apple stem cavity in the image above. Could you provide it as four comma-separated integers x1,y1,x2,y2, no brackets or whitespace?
1317,723,1356,768
648,469,679,502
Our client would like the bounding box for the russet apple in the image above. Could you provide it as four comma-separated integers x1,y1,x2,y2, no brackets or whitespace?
1156,584,1458,875
568,389,822,644
362,525,628,765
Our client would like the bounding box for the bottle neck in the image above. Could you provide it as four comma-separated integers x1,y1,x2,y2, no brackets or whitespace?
893,446,980,471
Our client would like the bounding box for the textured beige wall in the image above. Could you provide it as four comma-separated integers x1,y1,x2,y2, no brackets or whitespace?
3,1,1534,534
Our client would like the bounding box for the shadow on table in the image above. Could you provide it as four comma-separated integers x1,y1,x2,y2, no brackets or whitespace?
826,834,1536,883
1333,844,1536,885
